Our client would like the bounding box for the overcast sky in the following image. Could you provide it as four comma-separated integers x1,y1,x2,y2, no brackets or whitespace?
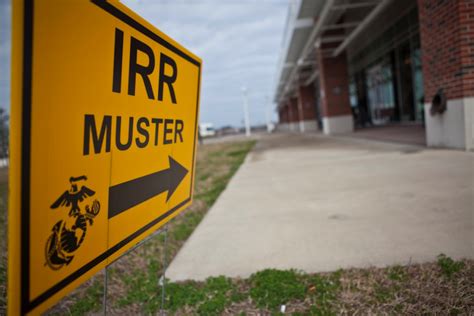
0,0,288,128
0,0,10,113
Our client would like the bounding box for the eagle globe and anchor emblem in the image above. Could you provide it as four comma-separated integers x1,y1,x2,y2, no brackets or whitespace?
45,175,101,270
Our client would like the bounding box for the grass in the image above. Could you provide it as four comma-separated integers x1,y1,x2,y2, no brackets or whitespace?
387,265,407,281
249,269,306,310
68,279,104,316
70,256,469,315
437,253,465,279
0,172,8,316
116,259,162,314
306,271,341,315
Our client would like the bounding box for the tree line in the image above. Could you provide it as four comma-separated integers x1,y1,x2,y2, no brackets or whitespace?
0,108,8,162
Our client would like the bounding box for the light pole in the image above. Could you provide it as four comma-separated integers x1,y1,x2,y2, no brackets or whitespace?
241,86,251,137
265,95,272,133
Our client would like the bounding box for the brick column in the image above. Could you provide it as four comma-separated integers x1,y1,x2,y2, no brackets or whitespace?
277,103,290,131
278,106,285,123
288,97,298,132
418,0,474,150
317,48,353,135
296,84,318,132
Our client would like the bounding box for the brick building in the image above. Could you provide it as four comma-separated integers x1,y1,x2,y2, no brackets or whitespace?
274,0,473,150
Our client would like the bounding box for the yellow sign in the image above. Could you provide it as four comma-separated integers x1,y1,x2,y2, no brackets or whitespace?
8,0,201,314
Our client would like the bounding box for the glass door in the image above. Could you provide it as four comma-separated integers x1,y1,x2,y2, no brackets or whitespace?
366,60,396,125
411,37,425,122
397,41,416,121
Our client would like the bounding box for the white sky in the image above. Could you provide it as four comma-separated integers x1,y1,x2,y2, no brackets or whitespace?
0,0,11,113
0,0,289,128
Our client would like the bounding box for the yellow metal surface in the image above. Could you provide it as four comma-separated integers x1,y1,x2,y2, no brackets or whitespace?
8,0,201,314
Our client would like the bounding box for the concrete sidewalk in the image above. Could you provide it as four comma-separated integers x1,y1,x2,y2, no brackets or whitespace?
167,134,474,281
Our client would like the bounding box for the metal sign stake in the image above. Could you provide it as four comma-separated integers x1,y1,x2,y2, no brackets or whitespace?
160,225,169,316
103,266,108,316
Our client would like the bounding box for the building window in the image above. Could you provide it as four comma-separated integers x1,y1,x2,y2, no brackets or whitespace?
366,60,395,125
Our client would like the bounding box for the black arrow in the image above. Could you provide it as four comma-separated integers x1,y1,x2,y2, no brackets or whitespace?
108,156,188,219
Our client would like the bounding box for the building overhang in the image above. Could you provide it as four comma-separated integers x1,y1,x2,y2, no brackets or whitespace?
274,0,393,108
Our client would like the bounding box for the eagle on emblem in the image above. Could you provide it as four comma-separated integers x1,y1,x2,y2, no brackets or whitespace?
50,175,96,216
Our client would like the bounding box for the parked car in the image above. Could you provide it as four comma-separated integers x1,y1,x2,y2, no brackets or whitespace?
199,123,216,137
